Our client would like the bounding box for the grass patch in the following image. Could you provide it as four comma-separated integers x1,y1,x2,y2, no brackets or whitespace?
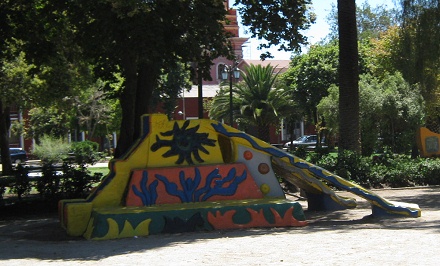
88,167,110,176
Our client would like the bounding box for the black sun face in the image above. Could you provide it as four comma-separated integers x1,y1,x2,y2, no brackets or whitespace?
150,120,216,165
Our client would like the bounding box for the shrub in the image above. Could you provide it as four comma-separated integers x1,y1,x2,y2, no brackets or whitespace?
70,141,103,166
312,153,338,173
35,163,63,200
335,150,373,187
375,155,421,187
418,158,440,185
35,162,103,200
60,164,103,198
308,146,332,165
292,146,307,159
33,135,71,164
9,164,31,200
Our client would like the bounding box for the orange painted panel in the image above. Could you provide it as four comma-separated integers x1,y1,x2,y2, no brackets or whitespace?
417,127,440,157
126,163,264,206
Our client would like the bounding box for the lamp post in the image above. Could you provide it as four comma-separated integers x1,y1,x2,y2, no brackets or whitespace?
222,62,240,126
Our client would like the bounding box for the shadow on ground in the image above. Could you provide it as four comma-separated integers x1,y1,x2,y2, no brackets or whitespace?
0,187,439,261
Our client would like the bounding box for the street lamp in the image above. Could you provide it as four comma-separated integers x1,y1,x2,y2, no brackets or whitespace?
222,62,240,126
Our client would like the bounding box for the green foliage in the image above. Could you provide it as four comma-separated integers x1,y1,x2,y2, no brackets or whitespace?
59,164,102,199
308,146,332,164
335,150,376,187
9,164,31,200
318,72,425,155
310,152,338,172
152,62,192,118
367,26,401,78
394,0,440,124
2,0,235,158
66,79,121,140
2,160,103,202
398,0,440,95
66,0,234,156
35,162,102,200
311,150,440,188
0,48,40,108
281,41,339,124
70,141,103,166
236,0,315,59
35,163,62,200
210,64,295,142
326,2,398,41
0,40,43,175
292,146,308,159
33,135,71,164
27,107,70,141
417,159,440,186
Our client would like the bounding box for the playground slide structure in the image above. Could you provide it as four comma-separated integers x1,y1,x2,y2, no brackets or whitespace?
59,114,420,240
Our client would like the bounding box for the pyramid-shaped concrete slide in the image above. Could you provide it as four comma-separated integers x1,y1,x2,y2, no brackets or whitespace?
59,114,420,240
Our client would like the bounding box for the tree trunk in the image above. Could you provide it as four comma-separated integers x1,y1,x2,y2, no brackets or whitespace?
0,101,13,175
114,54,138,158
257,123,271,143
338,0,361,153
134,63,158,140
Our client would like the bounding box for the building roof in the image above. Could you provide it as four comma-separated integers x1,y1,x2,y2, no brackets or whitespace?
239,59,290,74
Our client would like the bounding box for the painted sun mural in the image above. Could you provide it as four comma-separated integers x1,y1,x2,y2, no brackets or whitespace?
150,120,216,165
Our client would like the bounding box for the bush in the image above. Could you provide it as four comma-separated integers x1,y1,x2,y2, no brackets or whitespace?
334,150,375,187
33,135,71,164
35,163,63,200
292,146,307,159
418,158,440,185
311,153,338,172
35,162,103,200
9,164,31,200
308,146,332,165
60,164,103,198
70,141,103,166
7,136,104,202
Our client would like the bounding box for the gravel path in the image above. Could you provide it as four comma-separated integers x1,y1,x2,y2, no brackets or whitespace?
1,187,439,265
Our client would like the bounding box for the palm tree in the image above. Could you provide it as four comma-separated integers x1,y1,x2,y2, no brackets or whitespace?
210,64,296,142
338,0,361,153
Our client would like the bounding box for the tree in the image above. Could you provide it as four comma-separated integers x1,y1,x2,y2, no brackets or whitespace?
0,44,40,175
338,0,361,153
26,107,70,143
63,79,121,141
1,1,100,174
235,0,361,152
67,0,233,157
327,2,398,41
151,62,192,118
318,72,425,155
281,41,339,125
367,26,402,78
210,64,295,142
236,0,316,59
397,0,440,127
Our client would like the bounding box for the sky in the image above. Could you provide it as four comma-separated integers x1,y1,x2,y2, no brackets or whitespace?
232,0,395,60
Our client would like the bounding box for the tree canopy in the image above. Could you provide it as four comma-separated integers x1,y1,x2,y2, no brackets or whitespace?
318,72,424,155
327,2,398,41
66,0,234,157
281,41,339,125
236,0,316,59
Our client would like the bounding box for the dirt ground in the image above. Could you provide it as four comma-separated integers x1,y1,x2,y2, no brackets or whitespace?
1,186,440,265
